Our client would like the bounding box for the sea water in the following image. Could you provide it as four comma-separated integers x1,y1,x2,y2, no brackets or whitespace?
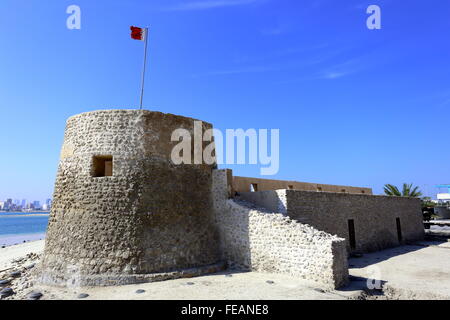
0,212,49,246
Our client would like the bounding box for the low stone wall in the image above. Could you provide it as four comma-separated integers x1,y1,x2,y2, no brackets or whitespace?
212,170,349,289
285,190,424,253
233,176,372,195
237,190,287,214
238,189,424,254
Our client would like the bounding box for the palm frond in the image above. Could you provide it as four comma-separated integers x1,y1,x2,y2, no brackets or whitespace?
384,184,401,196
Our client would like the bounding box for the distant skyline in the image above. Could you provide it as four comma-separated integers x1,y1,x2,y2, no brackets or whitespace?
1,0,449,200
0,198,51,203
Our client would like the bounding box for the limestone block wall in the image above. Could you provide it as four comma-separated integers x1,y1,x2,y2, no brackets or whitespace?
233,176,372,195
212,170,349,289
39,110,221,286
237,190,288,214
284,191,424,253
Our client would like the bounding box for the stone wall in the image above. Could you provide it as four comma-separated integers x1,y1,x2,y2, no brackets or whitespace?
39,110,222,286
236,189,288,214
212,170,349,289
285,191,424,253
233,176,372,195
240,189,424,254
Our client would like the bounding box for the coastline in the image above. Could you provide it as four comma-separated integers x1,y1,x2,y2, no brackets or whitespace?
0,213,49,218
0,233,46,247
0,211,50,214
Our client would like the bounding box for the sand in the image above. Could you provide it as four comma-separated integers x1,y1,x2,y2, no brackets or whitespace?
0,233,46,247
0,240,45,271
2,238,450,300
0,239,362,300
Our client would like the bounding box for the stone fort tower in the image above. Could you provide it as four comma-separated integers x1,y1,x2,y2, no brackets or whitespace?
39,110,222,285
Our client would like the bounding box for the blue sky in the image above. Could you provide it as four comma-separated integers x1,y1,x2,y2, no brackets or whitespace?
0,0,449,201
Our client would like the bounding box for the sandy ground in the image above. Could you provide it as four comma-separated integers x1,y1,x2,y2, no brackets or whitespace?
0,233,46,248
0,240,361,300
349,240,450,299
0,240,44,271
36,271,361,300
2,237,450,300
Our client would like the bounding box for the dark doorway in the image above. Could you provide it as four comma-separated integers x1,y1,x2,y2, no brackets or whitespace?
348,219,356,250
396,218,403,243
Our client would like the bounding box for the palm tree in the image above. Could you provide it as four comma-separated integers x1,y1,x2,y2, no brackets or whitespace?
383,183,422,198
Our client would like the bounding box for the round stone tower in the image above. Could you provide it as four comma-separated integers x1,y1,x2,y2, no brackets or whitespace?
39,110,221,286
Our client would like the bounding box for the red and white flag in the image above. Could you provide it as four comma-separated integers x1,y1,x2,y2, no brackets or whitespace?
130,26,147,41
130,25,149,109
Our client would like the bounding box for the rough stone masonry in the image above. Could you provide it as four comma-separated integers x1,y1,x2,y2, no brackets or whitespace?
39,110,222,286
38,109,423,289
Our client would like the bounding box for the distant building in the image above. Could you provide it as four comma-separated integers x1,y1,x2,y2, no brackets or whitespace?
4,199,13,211
42,199,52,211
33,201,41,210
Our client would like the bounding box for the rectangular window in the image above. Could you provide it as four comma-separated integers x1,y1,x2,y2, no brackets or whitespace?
348,219,356,250
288,185,294,190
250,183,258,192
92,155,113,177
396,218,403,243
317,186,323,192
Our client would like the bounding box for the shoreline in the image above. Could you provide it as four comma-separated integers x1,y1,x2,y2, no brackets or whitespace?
0,211,50,214
0,233,46,247
0,213,49,218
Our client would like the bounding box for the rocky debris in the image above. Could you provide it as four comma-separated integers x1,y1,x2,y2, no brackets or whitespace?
313,288,326,293
225,274,233,277
266,280,275,284
135,289,145,294
77,293,89,299
27,291,43,300
25,264,35,270
186,282,195,285
0,252,42,300
0,279,11,286
0,287,14,299
10,271,21,278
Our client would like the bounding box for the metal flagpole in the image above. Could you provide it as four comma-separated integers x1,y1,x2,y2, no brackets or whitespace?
139,28,149,109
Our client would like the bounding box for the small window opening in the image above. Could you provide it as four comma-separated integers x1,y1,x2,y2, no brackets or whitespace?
317,186,323,192
288,185,294,190
361,190,365,194
341,189,347,193
92,155,113,177
348,219,356,250
250,183,258,192
396,218,403,243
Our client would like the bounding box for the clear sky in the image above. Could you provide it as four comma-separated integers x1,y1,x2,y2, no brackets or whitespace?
0,0,449,202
